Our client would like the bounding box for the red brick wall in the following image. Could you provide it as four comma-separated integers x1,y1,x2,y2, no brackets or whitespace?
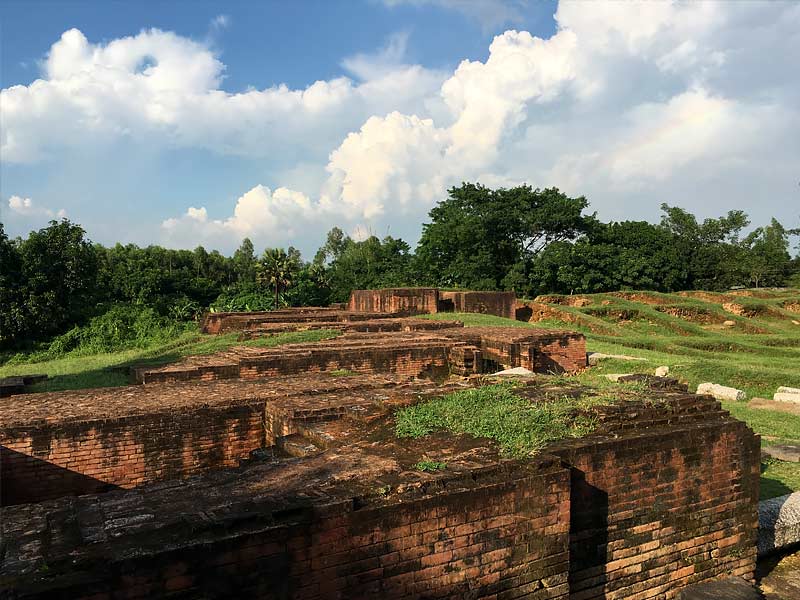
239,346,451,381
438,291,517,319
476,333,587,373
551,420,760,599
4,462,572,600
348,288,440,314
0,403,265,506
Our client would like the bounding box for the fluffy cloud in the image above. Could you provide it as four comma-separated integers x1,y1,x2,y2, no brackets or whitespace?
1,27,445,164
4,1,800,253
7,196,66,219
161,185,321,247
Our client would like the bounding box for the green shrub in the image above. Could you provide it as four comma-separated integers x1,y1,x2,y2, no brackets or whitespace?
30,304,187,361
210,284,275,312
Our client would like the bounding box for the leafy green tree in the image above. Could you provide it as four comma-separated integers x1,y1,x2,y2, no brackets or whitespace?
258,247,301,308
415,183,591,290
741,218,795,287
324,234,415,302
233,238,257,283
0,223,25,346
660,204,750,290
17,219,100,340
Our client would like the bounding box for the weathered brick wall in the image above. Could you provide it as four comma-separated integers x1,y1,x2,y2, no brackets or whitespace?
443,328,587,373
239,346,451,381
1,461,571,600
0,393,760,599
550,402,760,599
438,291,517,319
532,333,587,372
348,288,440,314
1,403,264,506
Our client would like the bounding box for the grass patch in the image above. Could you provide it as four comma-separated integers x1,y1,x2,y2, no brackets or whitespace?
414,460,447,472
395,383,597,457
328,369,358,377
423,312,538,328
761,458,800,500
1,329,340,392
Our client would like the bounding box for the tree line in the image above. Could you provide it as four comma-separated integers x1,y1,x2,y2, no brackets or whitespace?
1,182,798,348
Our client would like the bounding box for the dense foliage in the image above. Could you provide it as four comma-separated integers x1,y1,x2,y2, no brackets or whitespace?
1,182,797,349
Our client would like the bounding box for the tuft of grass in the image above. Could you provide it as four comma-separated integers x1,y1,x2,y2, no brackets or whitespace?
329,369,358,377
414,460,447,472
395,383,596,457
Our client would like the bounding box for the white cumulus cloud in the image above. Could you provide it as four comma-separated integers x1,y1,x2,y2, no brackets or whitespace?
7,196,66,219
4,1,800,252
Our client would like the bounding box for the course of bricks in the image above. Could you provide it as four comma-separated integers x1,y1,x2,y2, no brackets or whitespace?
0,378,760,599
347,287,517,319
0,374,426,505
132,327,587,385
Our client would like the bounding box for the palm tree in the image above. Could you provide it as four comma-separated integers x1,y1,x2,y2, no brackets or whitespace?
257,248,300,309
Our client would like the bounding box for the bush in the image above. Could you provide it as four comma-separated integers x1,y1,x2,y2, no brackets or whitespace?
31,304,186,360
210,284,276,312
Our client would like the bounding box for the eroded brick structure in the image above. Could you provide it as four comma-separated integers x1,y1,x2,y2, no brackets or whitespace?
347,287,517,319
131,327,587,384
0,378,760,599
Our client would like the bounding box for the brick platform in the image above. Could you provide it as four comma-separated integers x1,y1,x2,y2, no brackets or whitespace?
238,316,464,339
131,328,586,385
0,375,445,505
348,287,517,319
0,380,760,599
201,307,407,334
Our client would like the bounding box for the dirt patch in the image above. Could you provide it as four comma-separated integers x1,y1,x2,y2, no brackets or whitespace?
721,302,784,320
515,302,614,334
609,292,670,305
782,301,800,314
656,305,724,325
534,295,593,307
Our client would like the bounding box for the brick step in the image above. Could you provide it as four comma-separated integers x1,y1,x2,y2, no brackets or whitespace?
276,434,321,458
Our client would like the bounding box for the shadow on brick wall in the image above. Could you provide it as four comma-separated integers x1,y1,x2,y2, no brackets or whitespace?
569,468,609,591
1,446,119,506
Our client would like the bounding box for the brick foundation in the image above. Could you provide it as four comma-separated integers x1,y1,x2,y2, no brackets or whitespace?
438,290,516,320
348,287,440,315
132,328,587,384
0,379,760,599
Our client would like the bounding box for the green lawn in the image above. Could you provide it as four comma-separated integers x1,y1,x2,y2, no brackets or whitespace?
425,289,800,499
0,329,340,392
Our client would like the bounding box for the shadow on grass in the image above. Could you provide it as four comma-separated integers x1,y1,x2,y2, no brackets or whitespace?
761,462,795,501
27,345,205,392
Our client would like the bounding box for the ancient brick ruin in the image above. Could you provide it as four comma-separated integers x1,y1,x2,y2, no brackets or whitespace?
0,299,762,599
347,287,517,319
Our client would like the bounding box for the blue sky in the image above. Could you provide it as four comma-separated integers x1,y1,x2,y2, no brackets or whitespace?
1,1,798,257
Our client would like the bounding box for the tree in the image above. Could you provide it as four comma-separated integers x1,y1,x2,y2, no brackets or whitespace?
233,238,257,283
416,183,591,290
258,248,301,309
660,204,750,290
742,218,794,287
0,223,24,346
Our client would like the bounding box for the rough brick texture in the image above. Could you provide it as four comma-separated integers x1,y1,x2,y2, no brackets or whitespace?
0,382,760,599
1,460,571,600
438,290,517,319
0,375,410,506
348,287,440,315
550,396,761,600
131,328,587,385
